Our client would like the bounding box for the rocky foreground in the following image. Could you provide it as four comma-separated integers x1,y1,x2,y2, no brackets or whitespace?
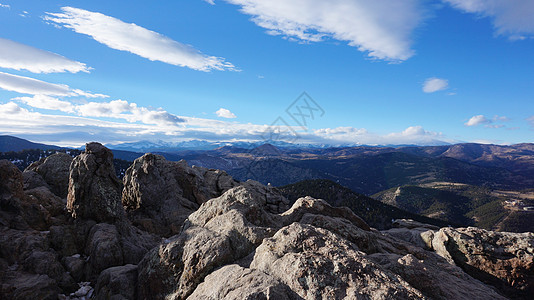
0,143,532,299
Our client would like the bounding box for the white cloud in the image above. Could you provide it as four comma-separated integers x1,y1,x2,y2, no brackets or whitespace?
0,71,72,96
0,100,455,147
0,38,90,73
76,99,185,126
0,3,10,8
0,71,107,97
13,95,75,113
444,0,534,39
219,0,425,61
465,115,490,126
422,77,449,93
44,7,237,72
465,114,509,127
216,108,237,118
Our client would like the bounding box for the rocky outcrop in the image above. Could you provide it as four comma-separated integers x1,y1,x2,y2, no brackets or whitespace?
67,143,124,223
430,227,534,298
382,220,533,299
137,181,286,299
2,145,533,300
25,153,73,199
121,154,238,236
137,180,510,300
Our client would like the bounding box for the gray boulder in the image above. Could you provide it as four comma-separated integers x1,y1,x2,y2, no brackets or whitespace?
122,154,239,236
67,142,124,223
25,153,73,198
95,264,138,300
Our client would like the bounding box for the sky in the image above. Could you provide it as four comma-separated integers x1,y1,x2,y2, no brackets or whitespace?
0,0,533,147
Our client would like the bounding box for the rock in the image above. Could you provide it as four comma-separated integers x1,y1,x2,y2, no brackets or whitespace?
0,227,49,265
63,254,85,282
95,264,138,300
69,282,94,299
392,219,440,230
22,250,68,285
431,227,534,298
0,272,59,300
22,170,50,191
137,181,286,299
122,154,239,236
85,223,124,277
67,143,123,223
250,222,426,299
24,186,66,221
382,227,435,249
0,160,25,201
368,253,506,299
188,264,300,300
25,153,73,198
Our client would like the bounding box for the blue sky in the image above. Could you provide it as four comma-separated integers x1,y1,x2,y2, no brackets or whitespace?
0,0,533,147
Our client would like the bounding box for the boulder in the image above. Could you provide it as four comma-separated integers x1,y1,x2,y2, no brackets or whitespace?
188,264,300,300
67,143,123,223
250,222,426,299
85,223,124,277
0,273,59,300
137,181,287,299
430,227,534,298
122,154,239,236
95,264,138,300
25,153,73,198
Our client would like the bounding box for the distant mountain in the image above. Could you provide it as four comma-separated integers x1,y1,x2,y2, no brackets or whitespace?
279,179,451,230
0,135,61,152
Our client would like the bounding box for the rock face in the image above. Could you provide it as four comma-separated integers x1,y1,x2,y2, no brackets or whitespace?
67,142,124,223
383,220,534,299
430,227,534,298
137,180,511,300
25,153,73,198
121,154,238,236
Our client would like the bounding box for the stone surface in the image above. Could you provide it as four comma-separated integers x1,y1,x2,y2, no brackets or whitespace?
250,223,425,300
188,264,300,300
85,223,124,277
122,154,239,236
26,153,73,198
0,273,60,300
67,142,123,223
137,181,287,299
430,227,534,298
95,264,138,300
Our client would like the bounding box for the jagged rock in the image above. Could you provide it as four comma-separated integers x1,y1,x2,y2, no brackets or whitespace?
137,181,287,299
22,170,50,191
63,254,85,282
0,160,25,201
188,264,301,300
95,264,138,300
67,142,123,223
368,252,506,299
0,272,60,300
392,219,440,230
282,196,370,230
382,227,434,249
25,153,73,198
0,227,49,265
431,227,534,298
122,154,239,236
250,222,426,299
85,223,124,277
